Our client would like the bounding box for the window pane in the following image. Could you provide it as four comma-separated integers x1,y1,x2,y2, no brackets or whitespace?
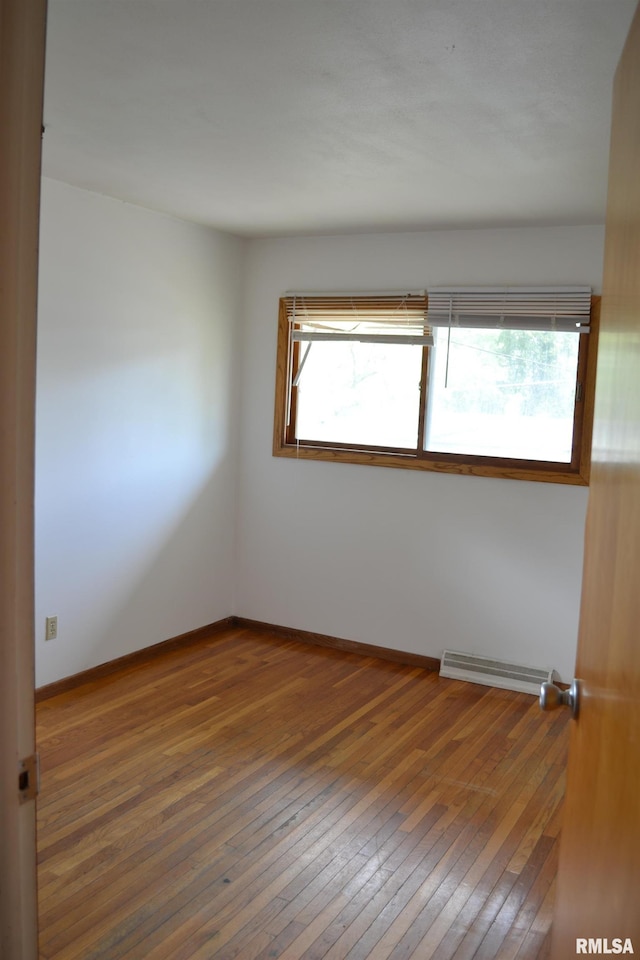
295,340,422,448
424,328,580,462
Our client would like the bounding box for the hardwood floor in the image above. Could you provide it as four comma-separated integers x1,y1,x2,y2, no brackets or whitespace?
36,625,570,960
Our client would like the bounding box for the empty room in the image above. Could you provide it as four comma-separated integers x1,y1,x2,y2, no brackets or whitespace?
2,1,640,959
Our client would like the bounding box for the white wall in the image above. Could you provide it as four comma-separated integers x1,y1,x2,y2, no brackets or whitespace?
36,210,604,687
35,179,244,687
236,226,605,681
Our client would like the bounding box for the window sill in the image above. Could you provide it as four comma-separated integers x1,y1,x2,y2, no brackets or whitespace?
272,440,590,485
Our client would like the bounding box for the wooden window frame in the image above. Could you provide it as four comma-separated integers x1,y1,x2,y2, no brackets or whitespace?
273,296,600,485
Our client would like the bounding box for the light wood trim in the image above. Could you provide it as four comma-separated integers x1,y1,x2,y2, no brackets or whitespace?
416,336,430,451
35,616,440,701
35,618,236,702
577,295,600,485
0,2,47,957
273,298,290,454
273,295,599,486
233,617,442,672
273,443,590,486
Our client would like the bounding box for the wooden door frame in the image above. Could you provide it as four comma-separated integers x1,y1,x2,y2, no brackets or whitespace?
0,1,47,957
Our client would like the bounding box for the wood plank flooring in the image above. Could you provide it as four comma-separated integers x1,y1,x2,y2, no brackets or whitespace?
36,625,570,960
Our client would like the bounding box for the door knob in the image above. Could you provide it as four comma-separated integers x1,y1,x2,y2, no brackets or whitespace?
539,679,580,719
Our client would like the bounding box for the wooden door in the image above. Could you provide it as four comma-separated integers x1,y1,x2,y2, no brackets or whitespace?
0,1,47,957
550,3,640,956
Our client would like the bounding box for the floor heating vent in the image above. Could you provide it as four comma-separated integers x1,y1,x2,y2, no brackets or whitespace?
439,650,553,696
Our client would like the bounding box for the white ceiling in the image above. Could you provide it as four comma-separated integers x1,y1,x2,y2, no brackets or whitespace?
43,0,637,238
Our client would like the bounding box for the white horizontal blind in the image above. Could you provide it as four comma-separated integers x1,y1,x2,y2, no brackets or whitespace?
427,286,592,333
285,292,433,345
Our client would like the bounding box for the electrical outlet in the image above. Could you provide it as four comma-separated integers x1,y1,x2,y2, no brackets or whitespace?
45,616,58,641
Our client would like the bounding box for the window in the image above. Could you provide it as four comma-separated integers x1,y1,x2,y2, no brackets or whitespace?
273,288,599,484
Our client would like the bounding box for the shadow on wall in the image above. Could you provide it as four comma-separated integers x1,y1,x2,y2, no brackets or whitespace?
35,459,235,688
34,179,243,689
